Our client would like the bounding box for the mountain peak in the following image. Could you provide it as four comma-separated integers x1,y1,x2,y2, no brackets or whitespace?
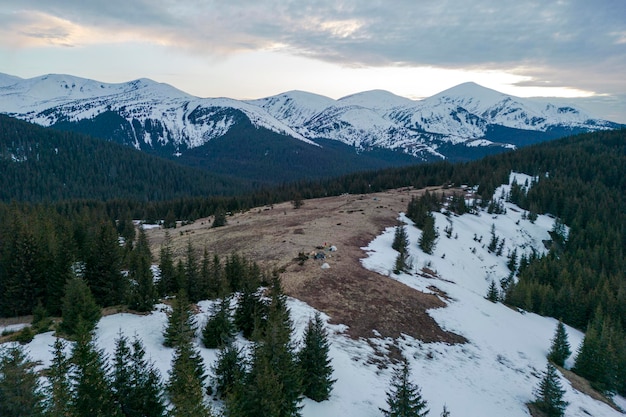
433,82,509,103
338,89,415,109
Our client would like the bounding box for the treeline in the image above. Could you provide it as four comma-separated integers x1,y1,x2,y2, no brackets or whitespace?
0,238,335,417
497,131,626,396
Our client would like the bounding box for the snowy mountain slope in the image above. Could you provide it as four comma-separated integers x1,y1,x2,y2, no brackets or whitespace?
246,90,336,127
337,89,416,110
0,73,621,163
427,82,615,131
6,173,625,417
0,74,313,152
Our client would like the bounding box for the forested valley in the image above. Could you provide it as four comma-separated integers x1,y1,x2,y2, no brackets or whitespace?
0,119,624,414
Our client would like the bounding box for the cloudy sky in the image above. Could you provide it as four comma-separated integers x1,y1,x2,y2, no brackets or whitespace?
1,0,625,122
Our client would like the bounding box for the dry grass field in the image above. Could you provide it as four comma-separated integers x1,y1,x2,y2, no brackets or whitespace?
146,187,465,345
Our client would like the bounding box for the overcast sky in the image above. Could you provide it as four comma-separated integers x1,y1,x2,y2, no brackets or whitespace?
1,0,625,122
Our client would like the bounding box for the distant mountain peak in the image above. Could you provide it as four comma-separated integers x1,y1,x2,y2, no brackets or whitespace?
0,72,620,165
338,89,416,109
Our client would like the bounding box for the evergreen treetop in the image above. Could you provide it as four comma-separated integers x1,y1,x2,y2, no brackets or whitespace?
297,312,336,402
531,362,568,417
547,320,571,367
0,343,45,417
381,358,429,417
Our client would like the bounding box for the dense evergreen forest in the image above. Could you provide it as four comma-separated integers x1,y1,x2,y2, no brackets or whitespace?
0,119,624,400
0,114,253,202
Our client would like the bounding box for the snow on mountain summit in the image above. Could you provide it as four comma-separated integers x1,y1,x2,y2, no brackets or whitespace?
337,89,416,110
0,72,620,159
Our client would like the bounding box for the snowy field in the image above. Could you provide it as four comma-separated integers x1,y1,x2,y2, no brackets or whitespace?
5,173,625,417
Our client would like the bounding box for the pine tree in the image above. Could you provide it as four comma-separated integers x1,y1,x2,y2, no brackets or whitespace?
163,210,177,229
0,344,44,417
211,339,246,398
392,224,411,274
70,331,123,417
84,221,126,307
394,250,411,275
184,240,202,303
112,334,166,417
163,291,196,348
128,228,157,312
380,358,429,417
167,339,211,417
157,231,177,296
440,405,450,417
486,280,499,303
43,338,72,417
230,276,302,417
487,223,499,253
418,213,438,255
210,253,227,297
59,275,101,338
235,284,266,340
507,248,518,273
202,296,235,349
392,224,409,253
297,312,336,402
212,207,227,228
0,222,39,317
531,362,568,417
547,320,571,367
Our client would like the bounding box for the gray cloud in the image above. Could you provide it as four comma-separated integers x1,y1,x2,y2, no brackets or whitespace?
3,0,626,95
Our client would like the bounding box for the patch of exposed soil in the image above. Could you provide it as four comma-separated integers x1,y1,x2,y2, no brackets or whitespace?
146,187,466,344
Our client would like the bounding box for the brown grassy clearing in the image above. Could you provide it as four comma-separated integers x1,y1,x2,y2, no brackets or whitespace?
146,187,466,345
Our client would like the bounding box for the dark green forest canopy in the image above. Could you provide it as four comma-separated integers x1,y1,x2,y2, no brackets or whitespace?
0,114,252,202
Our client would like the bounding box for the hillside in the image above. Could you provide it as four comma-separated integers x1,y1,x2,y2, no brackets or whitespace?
0,114,250,202
4,177,625,417
0,129,624,416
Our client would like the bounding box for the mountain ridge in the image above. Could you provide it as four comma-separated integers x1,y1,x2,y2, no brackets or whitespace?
0,72,622,172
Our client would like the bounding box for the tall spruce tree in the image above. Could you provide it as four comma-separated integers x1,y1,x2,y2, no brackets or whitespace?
211,339,246,399
392,224,410,253
70,331,123,417
392,224,411,274
202,296,235,349
167,338,211,417
112,334,166,417
418,213,438,255
59,275,101,338
229,276,302,417
184,240,202,303
163,290,196,348
0,221,40,317
486,280,499,303
43,338,72,417
297,312,336,402
0,344,44,417
157,231,177,297
531,362,568,417
547,320,571,367
235,283,266,340
381,358,429,417
128,228,157,312
84,221,126,307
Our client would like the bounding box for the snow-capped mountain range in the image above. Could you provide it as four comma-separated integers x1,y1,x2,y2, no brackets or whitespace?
0,72,621,161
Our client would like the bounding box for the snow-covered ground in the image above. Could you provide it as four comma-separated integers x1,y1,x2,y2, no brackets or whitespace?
4,173,624,416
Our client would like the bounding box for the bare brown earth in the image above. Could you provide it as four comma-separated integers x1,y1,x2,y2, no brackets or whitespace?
146,187,466,345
